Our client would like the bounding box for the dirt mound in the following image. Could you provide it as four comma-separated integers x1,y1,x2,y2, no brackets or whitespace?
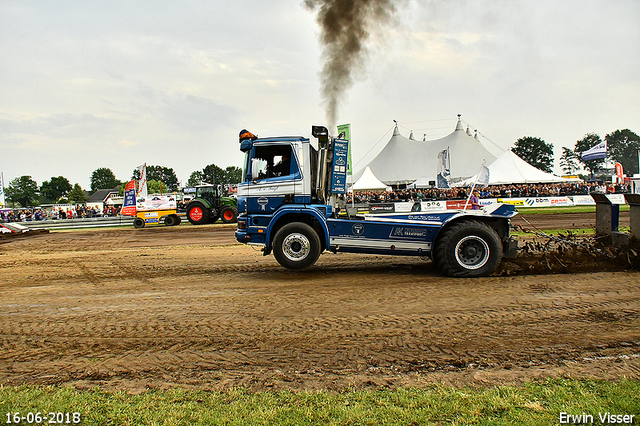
499,230,640,276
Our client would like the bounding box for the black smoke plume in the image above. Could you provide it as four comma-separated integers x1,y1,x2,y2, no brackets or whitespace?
304,0,400,129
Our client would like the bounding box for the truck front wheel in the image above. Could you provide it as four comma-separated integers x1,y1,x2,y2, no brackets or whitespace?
273,223,321,271
434,221,503,277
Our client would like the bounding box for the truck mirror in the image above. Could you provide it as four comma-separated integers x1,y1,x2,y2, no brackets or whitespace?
251,158,261,182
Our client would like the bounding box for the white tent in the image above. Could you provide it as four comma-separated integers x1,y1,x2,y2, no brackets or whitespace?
355,117,504,184
351,166,390,191
456,150,573,186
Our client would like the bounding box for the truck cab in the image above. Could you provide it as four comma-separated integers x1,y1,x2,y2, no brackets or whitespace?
235,126,517,277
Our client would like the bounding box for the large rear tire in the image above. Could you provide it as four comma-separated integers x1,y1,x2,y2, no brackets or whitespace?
434,220,502,277
186,202,209,225
220,205,238,223
273,222,322,271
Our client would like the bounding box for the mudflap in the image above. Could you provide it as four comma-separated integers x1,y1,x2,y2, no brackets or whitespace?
503,237,519,258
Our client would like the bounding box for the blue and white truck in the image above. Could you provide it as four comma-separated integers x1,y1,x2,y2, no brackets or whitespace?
235,126,518,277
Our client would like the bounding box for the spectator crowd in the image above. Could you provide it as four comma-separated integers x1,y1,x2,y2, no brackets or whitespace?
346,182,631,204
1,205,120,223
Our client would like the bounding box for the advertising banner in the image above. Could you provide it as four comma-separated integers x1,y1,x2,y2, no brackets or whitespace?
369,203,395,213
136,195,177,211
120,180,137,216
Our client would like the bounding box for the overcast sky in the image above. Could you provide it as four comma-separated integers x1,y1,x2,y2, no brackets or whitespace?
1,0,639,189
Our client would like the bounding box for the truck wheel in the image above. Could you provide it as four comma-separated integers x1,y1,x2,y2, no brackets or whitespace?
186,203,209,225
434,220,502,278
133,218,145,228
220,206,238,223
273,223,322,271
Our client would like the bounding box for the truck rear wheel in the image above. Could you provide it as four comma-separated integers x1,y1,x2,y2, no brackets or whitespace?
273,223,321,271
434,220,502,277
220,205,238,223
186,203,209,225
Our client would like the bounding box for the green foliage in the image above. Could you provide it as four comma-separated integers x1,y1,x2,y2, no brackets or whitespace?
6,176,39,207
39,176,72,203
511,137,554,173
559,147,579,175
67,183,88,203
606,129,640,176
188,171,205,187
575,133,605,175
0,379,638,425
132,165,179,191
147,179,168,194
90,167,120,193
189,164,242,186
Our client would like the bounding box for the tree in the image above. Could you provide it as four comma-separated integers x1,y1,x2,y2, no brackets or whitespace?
606,129,640,176
559,147,580,175
6,176,39,207
91,167,120,192
511,136,554,173
147,179,168,194
132,165,179,191
68,183,88,203
202,164,225,185
187,171,205,187
575,133,606,176
40,176,72,202
224,166,242,185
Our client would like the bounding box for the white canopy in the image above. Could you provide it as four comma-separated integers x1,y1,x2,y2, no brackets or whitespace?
355,117,504,184
352,166,390,191
456,150,573,186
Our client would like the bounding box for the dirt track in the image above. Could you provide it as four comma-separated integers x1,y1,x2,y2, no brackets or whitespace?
0,212,638,392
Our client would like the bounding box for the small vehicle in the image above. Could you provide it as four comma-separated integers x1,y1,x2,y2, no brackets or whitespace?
185,184,238,225
133,209,181,228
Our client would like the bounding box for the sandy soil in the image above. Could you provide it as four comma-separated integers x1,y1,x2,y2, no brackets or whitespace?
0,212,638,393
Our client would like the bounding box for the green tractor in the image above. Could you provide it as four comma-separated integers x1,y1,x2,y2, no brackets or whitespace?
185,184,238,225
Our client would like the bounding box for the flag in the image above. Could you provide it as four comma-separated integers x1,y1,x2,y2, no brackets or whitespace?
581,140,607,161
136,163,148,199
615,162,624,180
120,179,137,216
0,172,5,207
337,124,352,176
436,148,451,188
477,164,490,187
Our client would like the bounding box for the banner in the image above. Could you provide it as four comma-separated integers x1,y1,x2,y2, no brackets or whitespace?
581,140,607,161
615,162,624,180
136,163,148,199
120,180,137,216
436,148,451,189
0,172,5,207
336,124,352,176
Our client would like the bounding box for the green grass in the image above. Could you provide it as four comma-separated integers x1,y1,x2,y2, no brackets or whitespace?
1,379,638,425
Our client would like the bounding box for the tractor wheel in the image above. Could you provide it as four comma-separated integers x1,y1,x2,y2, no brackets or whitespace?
434,220,502,278
186,202,210,225
133,218,145,228
273,222,322,271
220,205,238,223
164,214,180,226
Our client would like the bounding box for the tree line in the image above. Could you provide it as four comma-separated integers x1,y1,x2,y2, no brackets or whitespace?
3,164,242,208
511,128,639,177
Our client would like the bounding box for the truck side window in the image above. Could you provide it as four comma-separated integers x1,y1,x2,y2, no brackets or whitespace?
254,146,295,179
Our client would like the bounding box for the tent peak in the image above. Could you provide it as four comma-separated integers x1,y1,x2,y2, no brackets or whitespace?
455,114,464,131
